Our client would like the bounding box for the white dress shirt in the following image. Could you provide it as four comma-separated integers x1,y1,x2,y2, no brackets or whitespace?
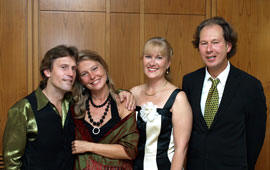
200,62,230,116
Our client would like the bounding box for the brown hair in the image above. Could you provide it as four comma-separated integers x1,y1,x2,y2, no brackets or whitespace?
39,45,78,89
192,16,237,59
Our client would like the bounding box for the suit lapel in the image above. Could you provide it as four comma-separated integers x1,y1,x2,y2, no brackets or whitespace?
211,65,241,128
193,68,209,130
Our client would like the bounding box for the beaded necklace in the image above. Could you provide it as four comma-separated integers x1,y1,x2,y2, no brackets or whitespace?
86,95,111,135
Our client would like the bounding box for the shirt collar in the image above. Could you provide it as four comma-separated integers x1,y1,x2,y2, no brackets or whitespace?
205,61,230,87
35,87,72,111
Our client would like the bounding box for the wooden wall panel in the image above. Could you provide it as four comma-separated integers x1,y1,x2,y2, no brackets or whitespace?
144,14,204,87
40,0,105,11
110,14,141,89
111,0,140,13
217,0,270,80
216,0,270,169
145,0,205,14
1,0,269,169
39,12,106,60
0,0,28,153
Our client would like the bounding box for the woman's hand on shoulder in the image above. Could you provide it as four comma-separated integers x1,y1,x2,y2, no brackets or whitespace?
118,90,136,111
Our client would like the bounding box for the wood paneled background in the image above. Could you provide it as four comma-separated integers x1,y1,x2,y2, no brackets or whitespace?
1,0,269,169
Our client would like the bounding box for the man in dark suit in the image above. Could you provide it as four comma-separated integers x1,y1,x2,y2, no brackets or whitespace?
182,17,267,170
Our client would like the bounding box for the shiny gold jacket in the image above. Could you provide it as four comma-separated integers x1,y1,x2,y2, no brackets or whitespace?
2,88,71,170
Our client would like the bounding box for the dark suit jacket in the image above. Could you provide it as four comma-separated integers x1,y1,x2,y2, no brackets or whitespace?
182,65,267,170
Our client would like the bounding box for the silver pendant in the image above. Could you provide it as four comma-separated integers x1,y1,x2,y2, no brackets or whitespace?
92,127,100,135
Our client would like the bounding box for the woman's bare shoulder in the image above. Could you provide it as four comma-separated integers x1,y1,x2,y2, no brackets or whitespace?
130,84,145,96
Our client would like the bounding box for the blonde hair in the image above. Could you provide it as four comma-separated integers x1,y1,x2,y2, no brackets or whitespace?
143,37,173,61
73,50,116,119
143,37,173,80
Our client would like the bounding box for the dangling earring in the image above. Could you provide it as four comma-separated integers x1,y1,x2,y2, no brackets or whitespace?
82,86,88,96
106,76,109,84
166,67,170,75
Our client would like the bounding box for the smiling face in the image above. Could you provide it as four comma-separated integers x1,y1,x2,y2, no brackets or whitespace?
44,56,77,93
199,24,232,76
78,59,107,92
143,45,170,80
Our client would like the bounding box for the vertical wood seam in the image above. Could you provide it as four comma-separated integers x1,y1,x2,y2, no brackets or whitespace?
139,0,144,84
33,0,39,89
212,0,217,17
206,0,212,18
106,1,110,67
27,0,33,93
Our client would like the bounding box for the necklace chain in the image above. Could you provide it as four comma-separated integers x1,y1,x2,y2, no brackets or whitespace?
86,95,111,135
144,81,168,96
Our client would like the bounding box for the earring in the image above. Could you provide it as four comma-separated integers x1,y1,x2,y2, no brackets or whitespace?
166,67,170,75
82,86,87,96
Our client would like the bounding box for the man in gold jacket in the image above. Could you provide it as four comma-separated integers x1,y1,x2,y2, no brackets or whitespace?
3,45,78,170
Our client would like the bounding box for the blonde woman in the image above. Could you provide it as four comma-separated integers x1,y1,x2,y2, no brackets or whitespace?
71,50,139,169
132,37,192,170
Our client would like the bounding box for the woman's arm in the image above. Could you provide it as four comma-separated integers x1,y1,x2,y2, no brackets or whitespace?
72,140,133,160
170,91,193,170
72,108,139,160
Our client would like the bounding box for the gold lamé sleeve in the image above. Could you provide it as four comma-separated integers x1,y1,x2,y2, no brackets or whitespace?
3,99,37,170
